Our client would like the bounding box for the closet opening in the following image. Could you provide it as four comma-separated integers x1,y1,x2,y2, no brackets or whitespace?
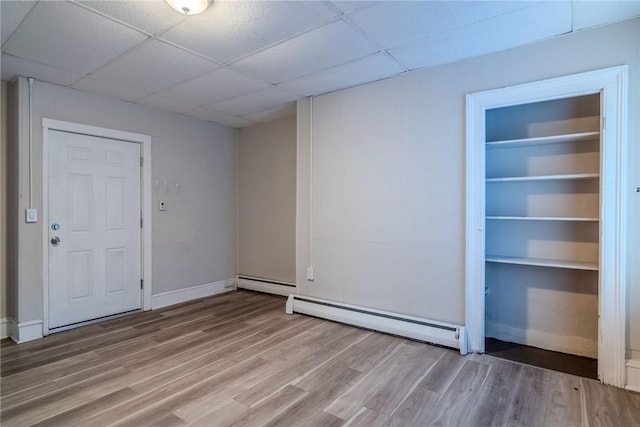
466,67,627,386
482,94,601,378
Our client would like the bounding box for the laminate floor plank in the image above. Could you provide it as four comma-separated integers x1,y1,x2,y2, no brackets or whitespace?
501,364,548,426
111,357,272,426
306,410,346,427
187,399,251,427
415,348,466,394
1,290,638,427
385,386,441,427
173,358,299,423
233,327,370,408
262,366,362,427
225,316,319,363
225,385,307,427
0,324,106,361
464,357,524,426
0,351,104,397
29,387,138,427
582,376,640,426
344,407,386,427
0,325,158,377
0,381,60,410
1,367,132,426
324,341,437,420
419,359,491,426
539,369,584,426
362,343,444,418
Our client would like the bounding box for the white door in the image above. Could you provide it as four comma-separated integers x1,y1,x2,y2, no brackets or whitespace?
48,130,141,329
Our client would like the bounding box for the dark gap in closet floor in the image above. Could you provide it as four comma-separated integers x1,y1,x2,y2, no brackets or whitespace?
485,338,597,380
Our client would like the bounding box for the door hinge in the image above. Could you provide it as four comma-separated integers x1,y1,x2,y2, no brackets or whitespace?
140,210,143,228
602,116,606,131
140,157,144,167
141,279,144,289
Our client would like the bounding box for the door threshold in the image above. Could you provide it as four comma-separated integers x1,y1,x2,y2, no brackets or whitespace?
49,309,142,334
485,338,597,379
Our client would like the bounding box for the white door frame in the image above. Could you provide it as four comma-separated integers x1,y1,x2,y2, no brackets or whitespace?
42,119,153,335
465,66,628,387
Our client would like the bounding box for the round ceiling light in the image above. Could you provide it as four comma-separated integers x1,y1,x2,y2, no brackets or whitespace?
166,0,210,15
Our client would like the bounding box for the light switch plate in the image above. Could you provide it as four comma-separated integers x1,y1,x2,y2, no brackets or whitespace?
25,208,38,223
159,201,166,211
306,267,314,281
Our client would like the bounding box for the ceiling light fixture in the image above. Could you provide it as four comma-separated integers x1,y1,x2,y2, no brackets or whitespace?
166,0,210,15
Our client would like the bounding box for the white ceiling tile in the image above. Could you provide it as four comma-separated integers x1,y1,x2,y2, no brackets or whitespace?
1,54,84,86
278,53,404,96
389,1,572,71
187,108,257,128
206,87,299,117
135,94,196,114
329,1,379,15
71,76,150,102
3,2,147,75
349,1,538,49
160,1,338,63
1,0,37,46
78,0,187,35
242,102,297,123
156,67,271,107
573,1,640,31
233,20,378,84
90,40,218,95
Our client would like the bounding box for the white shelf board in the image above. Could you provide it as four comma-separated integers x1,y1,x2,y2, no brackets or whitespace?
486,173,599,183
486,255,598,271
486,216,599,222
486,131,600,148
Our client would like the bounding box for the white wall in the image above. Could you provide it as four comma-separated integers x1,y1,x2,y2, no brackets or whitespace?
237,116,296,284
296,19,640,356
9,78,237,325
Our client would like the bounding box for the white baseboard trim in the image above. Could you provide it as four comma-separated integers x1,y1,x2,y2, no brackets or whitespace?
236,277,295,297
286,294,466,354
486,321,597,359
626,359,640,392
151,279,236,310
10,319,44,343
1,317,12,339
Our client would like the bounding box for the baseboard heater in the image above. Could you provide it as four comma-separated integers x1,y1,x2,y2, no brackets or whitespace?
236,276,295,297
286,294,467,354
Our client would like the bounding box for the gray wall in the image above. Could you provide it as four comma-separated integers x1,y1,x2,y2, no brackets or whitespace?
237,116,296,283
296,18,640,357
1,81,7,323
10,78,237,325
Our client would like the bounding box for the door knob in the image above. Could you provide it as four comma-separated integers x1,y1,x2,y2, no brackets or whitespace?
51,236,61,246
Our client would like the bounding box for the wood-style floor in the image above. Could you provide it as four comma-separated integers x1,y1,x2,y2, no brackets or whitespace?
1,290,639,427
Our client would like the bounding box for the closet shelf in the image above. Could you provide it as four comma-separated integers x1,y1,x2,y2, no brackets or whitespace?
486,131,600,148
486,173,599,183
486,216,599,222
486,255,598,271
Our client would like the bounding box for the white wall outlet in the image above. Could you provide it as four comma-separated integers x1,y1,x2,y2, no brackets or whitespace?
158,201,166,211
306,267,314,281
25,208,38,223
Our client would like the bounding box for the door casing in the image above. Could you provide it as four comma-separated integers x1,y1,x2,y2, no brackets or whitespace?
465,66,628,387
42,119,152,335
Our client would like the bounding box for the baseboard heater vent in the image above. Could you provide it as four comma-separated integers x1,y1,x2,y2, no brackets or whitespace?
236,276,296,297
286,295,467,354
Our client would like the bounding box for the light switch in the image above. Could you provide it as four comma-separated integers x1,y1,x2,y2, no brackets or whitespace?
159,201,166,211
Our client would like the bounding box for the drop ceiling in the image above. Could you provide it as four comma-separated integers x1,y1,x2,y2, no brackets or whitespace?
1,1,638,128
